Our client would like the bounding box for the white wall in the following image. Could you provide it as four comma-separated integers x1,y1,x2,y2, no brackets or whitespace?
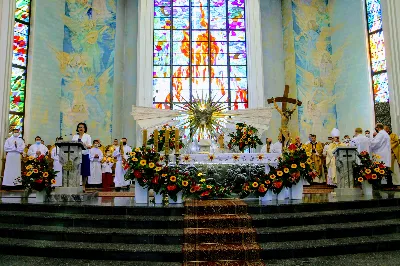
331,0,374,136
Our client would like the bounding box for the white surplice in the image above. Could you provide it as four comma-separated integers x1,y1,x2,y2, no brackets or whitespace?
113,145,132,187
50,146,63,186
350,134,371,165
370,130,391,167
3,136,25,186
28,143,49,158
270,142,282,154
89,148,103,184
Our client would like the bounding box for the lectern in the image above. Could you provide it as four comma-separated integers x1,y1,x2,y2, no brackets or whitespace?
333,147,361,196
55,141,85,194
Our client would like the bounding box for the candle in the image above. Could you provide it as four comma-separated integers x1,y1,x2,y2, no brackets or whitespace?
154,130,159,151
174,129,180,153
143,129,148,147
165,129,170,155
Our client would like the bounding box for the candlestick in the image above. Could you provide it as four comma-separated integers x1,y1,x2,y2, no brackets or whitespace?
174,129,180,153
154,130,159,151
165,129,170,155
143,129,147,147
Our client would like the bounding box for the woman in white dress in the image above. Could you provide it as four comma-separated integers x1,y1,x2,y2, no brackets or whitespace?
72,123,92,192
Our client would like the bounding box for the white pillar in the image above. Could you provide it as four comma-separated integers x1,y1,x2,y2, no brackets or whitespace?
0,0,16,173
245,0,264,108
381,0,400,133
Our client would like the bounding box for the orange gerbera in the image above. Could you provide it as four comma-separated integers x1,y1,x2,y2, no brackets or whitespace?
170,176,177,182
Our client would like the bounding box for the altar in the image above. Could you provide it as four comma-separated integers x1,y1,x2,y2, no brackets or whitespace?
177,153,280,165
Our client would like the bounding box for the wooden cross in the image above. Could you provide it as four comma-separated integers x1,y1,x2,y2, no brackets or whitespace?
267,85,302,111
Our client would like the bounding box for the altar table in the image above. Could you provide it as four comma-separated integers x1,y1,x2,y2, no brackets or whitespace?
177,153,280,165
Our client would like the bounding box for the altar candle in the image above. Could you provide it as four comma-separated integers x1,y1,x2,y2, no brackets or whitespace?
143,129,148,147
165,129,170,154
174,129,180,153
154,130,159,151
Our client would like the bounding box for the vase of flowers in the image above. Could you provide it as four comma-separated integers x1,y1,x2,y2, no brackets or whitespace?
18,154,58,201
362,181,373,196
354,151,390,191
291,179,304,200
154,191,163,204
228,123,263,153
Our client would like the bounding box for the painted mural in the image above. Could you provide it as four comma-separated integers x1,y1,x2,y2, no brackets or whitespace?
56,0,116,142
283,0,345,140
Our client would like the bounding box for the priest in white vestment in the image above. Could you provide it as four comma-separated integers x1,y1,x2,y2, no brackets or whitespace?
113,138,133,191
2,129,25,187
325,128,347,186
89,140,103,185
50,139,62,187
371,123,391,184
350,127,371,165
27,136,49,158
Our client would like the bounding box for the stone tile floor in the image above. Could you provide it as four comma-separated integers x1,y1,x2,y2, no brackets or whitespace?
1,251,400,266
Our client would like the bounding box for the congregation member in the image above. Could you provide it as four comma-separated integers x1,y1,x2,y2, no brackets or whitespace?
365,130,371,138
342,135,351,145
51,137,63,186
113,137,132,191
27,136,48,158
371,123,391,185
325,128,346,186
89,139,103,186
350,128,371,164
294,136,302,148
384,126,400,187
72,122,92,192
2,129,25,188
110,139,119,153
102,147,114,191
305,134,324,183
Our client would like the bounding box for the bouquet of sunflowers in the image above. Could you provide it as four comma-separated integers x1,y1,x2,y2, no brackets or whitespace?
147,124,185,152
227,123,263,152
355,151,390,185
18,154,58,196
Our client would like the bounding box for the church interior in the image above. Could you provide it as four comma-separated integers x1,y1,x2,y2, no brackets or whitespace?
1,0,400,265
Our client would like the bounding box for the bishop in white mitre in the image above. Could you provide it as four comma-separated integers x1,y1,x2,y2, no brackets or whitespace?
27,136,48,158
370,123,391,184
89,140,103,185
350,127,371,165
2,129,25,187
51,139,62,187
325,128,347,186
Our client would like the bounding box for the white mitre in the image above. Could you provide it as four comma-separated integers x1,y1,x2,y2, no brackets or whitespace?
331,128,340,137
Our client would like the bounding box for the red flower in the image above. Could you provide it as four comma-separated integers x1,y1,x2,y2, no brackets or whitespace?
379,164,385,169
34,179,43,184
151,176,159,184
167,185,177,191
273,181,283,188
365,174,372,180
291,171,300,179
134,170,142,178
309,171,317,179
200,191,210,197
288,144,297,151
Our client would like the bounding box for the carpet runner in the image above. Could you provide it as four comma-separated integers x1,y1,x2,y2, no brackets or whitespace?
183,199,264,265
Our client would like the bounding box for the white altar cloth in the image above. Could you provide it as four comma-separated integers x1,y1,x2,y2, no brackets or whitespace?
178,153,280,165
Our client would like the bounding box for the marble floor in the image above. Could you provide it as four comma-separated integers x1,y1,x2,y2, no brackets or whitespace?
0,190,400,207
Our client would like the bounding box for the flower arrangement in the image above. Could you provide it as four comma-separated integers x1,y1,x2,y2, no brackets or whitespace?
124,146,161,188
18,155,58,196
190,172,231,199
162,165,187,202
355,151,390,185
147,125,185,152
276,143,317,186
227,123,263,152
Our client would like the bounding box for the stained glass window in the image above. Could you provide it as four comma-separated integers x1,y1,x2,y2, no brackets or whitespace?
9,0,31,134
365,0,390,126
153,0,248,110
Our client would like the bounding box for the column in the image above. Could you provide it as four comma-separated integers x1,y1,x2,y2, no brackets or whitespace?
381,0,400,133
245,0,264,108
0,0,16,173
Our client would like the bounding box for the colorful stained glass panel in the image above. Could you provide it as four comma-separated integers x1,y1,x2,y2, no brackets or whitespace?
366,0,382,33
373,72,389,103
9,114,24,133
10,68,26,112
12,22,29,67
15,0,30,22
369,31,386,72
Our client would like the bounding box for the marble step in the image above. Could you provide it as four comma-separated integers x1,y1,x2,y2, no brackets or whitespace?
260,233,400,260
0,223,183,244
183,260,265,266
0,211,183,229
183,243,261,261
184,214,252,228
251,206,400,227
0,202,184,216
0,237,182,262
246,197,400,214
256,218,400,242
184,227,256,244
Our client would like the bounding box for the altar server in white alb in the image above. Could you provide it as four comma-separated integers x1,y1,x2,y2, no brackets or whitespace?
350,127,371,164
371,123,391,184
2,129,25,187
89,139,103,185
270,135,283,154
27,136,48,158
113,137,132,191
51,137,63,186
